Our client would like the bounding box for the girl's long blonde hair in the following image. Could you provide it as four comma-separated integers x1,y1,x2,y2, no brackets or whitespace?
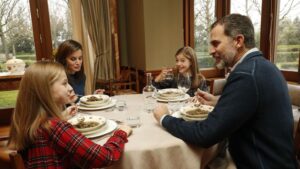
175,46,205,89
8,62,65,150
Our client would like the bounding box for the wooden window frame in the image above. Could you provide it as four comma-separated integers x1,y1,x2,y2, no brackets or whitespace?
29,0,52,61
185,0,300,82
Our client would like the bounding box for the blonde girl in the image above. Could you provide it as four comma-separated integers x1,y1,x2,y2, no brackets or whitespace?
8,61,131,169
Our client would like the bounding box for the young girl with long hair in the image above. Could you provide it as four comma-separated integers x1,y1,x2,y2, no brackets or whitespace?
153,46,207,96
8,61,131,169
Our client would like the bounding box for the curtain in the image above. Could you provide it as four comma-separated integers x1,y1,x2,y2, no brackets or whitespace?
81,0,114,81
69,0,95,94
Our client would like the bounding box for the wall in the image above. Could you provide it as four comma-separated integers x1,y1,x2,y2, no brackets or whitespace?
122,0,183,71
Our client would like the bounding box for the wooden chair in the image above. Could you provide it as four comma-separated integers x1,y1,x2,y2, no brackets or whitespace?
9,151,25,169
0,107,13,141
108,66,140,95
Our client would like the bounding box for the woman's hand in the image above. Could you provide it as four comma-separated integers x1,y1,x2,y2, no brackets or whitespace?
94,89,105,94
118,125,132,136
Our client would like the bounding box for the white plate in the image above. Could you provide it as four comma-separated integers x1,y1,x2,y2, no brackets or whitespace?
172,111,207,121
180,105,213,118
78,99,116,110
68,115,106,133
84,119,117,139
79,98,112,108
80,94,110,105
157,88,185,98
153,93,190,102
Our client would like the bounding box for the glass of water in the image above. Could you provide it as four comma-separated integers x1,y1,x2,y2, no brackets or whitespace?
116,100,126,111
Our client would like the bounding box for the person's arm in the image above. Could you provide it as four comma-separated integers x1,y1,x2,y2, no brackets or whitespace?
49,120,130,168
158,72,258,147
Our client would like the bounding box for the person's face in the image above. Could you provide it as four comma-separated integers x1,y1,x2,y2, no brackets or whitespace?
209,24,238,69
51,72,75,107
66,49,83,74
176,54,191,74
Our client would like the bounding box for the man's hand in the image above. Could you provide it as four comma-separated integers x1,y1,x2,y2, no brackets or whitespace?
195,89,219,106
153,104,170,123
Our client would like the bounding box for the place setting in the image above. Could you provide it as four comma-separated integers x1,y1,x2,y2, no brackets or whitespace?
172,103,214,121
68,114,118,139
77,94,117,110
152,88,190,102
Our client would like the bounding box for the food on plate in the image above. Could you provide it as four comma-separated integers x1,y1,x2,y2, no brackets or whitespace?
185,105,214,116
75,121,99,129
87,96,103,102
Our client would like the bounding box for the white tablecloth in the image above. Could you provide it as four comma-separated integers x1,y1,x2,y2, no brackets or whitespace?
82,94,218,169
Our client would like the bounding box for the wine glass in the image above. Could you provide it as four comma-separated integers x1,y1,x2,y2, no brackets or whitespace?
177,73,191,93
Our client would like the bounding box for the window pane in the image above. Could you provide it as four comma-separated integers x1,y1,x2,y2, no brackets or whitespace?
0,0,36,73
48,0,73,50
0,0,36,108
194,0,216,68
275,0,300,71
231,0,262,48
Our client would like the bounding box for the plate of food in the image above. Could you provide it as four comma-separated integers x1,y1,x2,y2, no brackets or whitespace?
68,115,107,133
157,88,185,98
84,119,117,138
80,94,110,105
79,98,112,108
153,88,189,102
78,99,117,110
172,104,214,121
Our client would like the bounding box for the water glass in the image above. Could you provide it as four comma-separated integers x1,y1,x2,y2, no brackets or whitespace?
144,97,156,113
116,100,126,111
125,111,141,128
165,70,174,81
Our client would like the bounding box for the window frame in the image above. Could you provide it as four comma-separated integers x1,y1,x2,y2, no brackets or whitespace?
185,0,300,82
29,0,53,61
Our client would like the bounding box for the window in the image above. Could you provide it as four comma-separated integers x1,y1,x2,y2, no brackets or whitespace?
274,0,300,71
48,0,73,50
231,0,262,48
0,0,72,108
194,0,216,69
0,0,36,72
187,0,300,82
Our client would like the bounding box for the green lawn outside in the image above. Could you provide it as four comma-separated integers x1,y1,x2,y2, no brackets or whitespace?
0,90,18,108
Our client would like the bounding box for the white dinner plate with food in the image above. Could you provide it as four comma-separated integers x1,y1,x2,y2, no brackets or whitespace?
180,105,214,118
153,93,190,102
68,115,107,133
79,98,112,108
78,99,116,110
80,94,110,105
157,88,185,99
84,119,117,139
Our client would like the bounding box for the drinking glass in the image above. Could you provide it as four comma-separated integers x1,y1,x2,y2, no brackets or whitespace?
116,100,126,111
177,74,191,93
165,68,174,81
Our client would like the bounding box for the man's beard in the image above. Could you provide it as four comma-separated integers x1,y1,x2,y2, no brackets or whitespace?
215,60,226,70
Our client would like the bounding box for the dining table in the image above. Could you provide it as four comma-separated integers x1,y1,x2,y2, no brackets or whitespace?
80,94,219,169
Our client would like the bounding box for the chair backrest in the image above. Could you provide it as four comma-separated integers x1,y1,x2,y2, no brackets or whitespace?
209,78,227,96
9,151,25,169
110,66,140,95
288,83,300,106
0,107,14,126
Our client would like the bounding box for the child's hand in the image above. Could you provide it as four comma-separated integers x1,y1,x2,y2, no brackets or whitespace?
66,104,78,117
118,125,132,136
94,89,105,94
